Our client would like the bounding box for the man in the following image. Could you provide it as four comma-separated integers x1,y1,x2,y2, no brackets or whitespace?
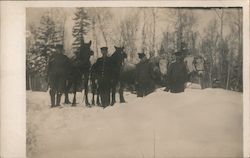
48,44,70,107
94,47,112,108
165,51,188,93
135,52,155,97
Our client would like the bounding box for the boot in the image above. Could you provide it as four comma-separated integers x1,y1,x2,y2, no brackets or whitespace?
56,93,62,107
49,89,56,108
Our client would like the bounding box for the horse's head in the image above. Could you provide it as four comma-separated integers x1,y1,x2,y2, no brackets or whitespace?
111,46,127,65
77,40,94,62
193,56,205,76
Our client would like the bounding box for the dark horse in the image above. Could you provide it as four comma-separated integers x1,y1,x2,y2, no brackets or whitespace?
90,46,127,106
64,41,94,106
119,56,163,99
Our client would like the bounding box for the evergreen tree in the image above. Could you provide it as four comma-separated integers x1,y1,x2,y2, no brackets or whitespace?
28,14,61,77
72,8,90,53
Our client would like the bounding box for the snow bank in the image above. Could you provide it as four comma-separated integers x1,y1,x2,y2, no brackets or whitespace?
27,88,243,158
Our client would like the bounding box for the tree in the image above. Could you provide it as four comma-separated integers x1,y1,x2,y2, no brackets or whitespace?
200,19,220,87
119,11,140,62
26,13,61,90
225,8,243,91
32,13,60,75
170,9,198,55
72,8,90,53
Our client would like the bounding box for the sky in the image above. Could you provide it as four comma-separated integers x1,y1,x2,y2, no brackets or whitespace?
26,7,241,56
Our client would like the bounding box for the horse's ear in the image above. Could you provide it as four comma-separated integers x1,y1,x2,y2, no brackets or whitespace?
114,46,118,50
89,40,92,46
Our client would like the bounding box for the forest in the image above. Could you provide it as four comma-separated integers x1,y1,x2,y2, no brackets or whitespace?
26,7,243,92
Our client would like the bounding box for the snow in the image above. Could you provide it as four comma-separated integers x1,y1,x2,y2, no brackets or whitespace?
27,88,243,158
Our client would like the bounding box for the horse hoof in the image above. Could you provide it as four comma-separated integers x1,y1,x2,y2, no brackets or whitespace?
65,101,71,104
120,101,126,103
72,104,76,107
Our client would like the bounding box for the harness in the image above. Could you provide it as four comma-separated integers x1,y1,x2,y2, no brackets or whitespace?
193,57,205,73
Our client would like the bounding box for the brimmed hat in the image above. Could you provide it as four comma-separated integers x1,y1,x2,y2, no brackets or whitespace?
100,47,108,51
138,52,146,59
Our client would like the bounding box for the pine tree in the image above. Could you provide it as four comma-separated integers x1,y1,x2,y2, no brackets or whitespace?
72,8,90,53
29,14,60,76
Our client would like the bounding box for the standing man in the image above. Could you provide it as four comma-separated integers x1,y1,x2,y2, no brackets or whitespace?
135,52,155,97
165,51,188,93
94,47,112,108
48,44,70,108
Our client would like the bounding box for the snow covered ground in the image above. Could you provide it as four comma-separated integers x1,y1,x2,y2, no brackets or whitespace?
27,87,243,158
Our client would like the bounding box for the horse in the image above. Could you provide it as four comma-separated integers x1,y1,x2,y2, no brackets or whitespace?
113,55,163,102
109,46,128,105
64,41,94,106
184,54,207,89
90,62,101,106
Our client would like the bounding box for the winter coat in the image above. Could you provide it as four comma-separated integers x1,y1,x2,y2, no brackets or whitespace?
135,59,155,96
166,60,188,93
94,56,113,106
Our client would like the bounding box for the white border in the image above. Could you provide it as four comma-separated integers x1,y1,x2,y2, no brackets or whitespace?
0,1,249,158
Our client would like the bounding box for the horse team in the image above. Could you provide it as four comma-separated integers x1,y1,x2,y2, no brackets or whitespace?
47,41,206,108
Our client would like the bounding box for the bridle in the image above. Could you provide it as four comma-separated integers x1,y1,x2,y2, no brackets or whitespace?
193,57,205,74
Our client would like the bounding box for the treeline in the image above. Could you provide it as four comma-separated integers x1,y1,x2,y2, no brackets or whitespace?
26,7,243,92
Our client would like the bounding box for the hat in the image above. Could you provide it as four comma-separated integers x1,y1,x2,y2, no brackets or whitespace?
100,47,108,51
138,52,146,59
174,51,182,56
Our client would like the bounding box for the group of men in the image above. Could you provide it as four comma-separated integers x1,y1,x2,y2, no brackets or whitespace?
47,43,188,108
135,50,188,97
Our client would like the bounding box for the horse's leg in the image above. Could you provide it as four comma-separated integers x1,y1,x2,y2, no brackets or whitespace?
91,92,95,105
91,79,96,105
96,88,101,106
64,80,72,104
56,92,62,106
111,80,117,106
119,81,125,103
84,73,90,106
72,81,77,106
49,88,56,107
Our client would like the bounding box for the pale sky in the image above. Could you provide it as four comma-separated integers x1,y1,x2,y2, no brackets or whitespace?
26,7,241,56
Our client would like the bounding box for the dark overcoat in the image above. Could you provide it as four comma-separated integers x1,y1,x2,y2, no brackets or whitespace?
94,56,113,106
135,59,155,97
166,60,188,93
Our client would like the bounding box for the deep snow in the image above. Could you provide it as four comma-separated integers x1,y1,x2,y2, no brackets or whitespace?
27,87,243,158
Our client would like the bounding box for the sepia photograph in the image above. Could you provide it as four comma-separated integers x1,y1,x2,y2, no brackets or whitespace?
1,1,249,158
25,6,246,158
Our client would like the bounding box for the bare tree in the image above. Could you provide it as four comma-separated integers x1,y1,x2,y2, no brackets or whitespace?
201,19,220,87
120,11,140,62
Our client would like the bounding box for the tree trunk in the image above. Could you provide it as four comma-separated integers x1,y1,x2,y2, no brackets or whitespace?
226,62,231,90
97,14,108,47
152,8,156,56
